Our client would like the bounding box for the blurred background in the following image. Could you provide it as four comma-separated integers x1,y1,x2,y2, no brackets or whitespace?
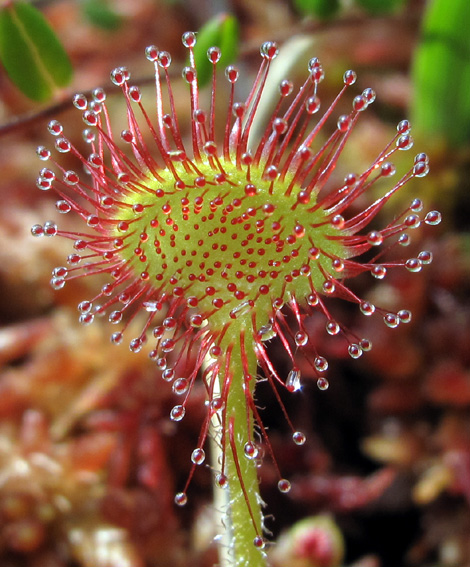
0,0,469,566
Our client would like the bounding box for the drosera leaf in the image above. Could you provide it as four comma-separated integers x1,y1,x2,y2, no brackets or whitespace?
192,13,240,88
0,1,73,102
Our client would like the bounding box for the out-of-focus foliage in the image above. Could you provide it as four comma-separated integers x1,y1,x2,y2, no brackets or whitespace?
293,0,341,19
355,0,405,15
82,0,123,31
411,0,470,147
0,1,73,102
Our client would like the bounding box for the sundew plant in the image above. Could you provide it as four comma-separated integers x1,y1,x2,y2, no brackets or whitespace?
32,32,440,567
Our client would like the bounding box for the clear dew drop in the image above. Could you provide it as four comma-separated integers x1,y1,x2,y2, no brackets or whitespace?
52,266,67,277
314,356,328,372
317,377,329,390
56,200,71,213
31,224,44,237
129,338,143,353
323,280,335,294
215,473,228,489
182,31,196,48
110,66,130,86
399,233,411,246
260,40,279,60
182,66,197,83
405,214,421,229
337,114,351,132
286,368,301,392
278,479,291,493
161,338,176,353
331,214,345,229
360,338,373,351
425,210,442,225
48,120,63,136
108,310,123,324
50,277,65,290
86,215,99,228
410,198,423,212
396,133,413,150
363,87,376,104
210,397,225,412
162,368,175,382
163,316,176,330
332,258,344,272
253,536,265,549
367,231,383,246
307,292,319,306
353,94,367,112
172,378,189,395
348,343,363,359
111,332,123,345
174,492,187,507
129,86,141,103
326,320,340,335
92,87,106,103
418,250,433,264
225,65,239,83
55,137,71,153
170,405,185,422
78,301,92,313
397,119,411,134
83,128,95,143
145,45,158,62
207,46,221,64
295,331,308,347
36,146,51,161
244,441,259,460
384,313,400,328
371,265,387,279
398,309,412,324
158,51,172,69
36,177,52,191
381,162,396,177
43,221,57,236
343,69,357,85
191,448,206,465
413,162,429,177
405,258,422,272
360,301,375,316
41,167,55,179
79,313,94,326
73,94,87,110
293,431,306,445
83,110,98,127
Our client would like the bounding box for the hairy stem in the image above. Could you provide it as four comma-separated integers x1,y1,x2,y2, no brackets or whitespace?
212,332,266,567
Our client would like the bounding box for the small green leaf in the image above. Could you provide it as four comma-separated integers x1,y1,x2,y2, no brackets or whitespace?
293,0,341,19
355,0,405,15
193,14,239,88
411,0,470,146
82,0,123,31
0,1,73,102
